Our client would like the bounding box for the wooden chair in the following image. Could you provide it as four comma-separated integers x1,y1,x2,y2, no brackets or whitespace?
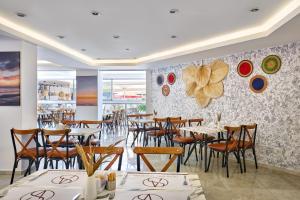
81,120,103,146
10,128,44,184
188,118,203,127
126,114,142,146
62,120,82,128
82,146,124,170
207,126,243,177
240,124,258,172
134,147,183,172
146,118,169,147
42,129,78,169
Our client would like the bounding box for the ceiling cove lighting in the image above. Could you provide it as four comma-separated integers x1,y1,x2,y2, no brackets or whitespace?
0,0,299,66
37,60,62,67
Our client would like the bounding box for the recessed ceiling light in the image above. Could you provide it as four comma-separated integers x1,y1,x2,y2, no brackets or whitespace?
113,35,120,39
81,48,86,52
56,35,65,39
171,35,177,39
125,48,130,51
16,12,26,17
250,8,259,12
169,9,179,14
91,10,100,16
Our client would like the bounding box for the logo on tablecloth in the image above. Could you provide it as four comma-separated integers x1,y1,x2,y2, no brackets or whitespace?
51,175,79,184
132,193,163,200
20,190,55,200
142,177,168,188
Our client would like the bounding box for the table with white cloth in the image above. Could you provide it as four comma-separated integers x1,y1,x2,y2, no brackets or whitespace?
179,125,225,171
0,170,206,200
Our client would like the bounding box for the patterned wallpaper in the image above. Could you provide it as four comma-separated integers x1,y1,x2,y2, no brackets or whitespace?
150,41,300,171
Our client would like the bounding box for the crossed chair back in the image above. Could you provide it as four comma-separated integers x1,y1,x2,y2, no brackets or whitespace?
42,129,76,169
82,146,124,171
81,120,103,146
223,126,243,152
10,128,42,184
134,147,183,172
168,119,187,137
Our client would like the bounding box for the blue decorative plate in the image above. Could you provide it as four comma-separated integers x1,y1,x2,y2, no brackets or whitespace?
156,75,164,86
249,75,268,93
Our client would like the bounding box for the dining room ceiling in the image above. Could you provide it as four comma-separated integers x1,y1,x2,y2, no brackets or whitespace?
0,0,299,66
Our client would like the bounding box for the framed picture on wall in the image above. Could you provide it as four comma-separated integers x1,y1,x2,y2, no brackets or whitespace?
76,76,97,106
0,52,21,106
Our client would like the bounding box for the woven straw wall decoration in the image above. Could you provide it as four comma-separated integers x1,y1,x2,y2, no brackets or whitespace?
182,60,229,107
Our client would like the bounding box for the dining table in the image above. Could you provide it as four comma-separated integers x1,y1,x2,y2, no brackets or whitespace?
180,125,225,172
129,119,154,147
0,169,206,200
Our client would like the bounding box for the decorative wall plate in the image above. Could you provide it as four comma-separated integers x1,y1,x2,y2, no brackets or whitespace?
162,85,170,96
167,72,176,85
261,55,281,74
249,75,268,93
237,60,253,77
156,75,164,86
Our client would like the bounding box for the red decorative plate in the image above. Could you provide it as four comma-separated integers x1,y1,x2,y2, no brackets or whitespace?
237,60,253,77
167,72,176,85
162,85,170,96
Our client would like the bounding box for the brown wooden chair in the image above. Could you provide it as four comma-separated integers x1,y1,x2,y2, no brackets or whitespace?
146,118,169,147
240,124,258,172
134,147,183,172
207,126,243,177
42,129,78,169
62,120,82,128
188,118,203,127
82,146,124,170
10,128,45,184
81,120,103,146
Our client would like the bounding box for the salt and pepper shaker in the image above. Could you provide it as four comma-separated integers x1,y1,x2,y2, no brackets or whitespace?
106,172,116,191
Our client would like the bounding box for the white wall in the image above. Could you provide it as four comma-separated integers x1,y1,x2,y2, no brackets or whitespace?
0,39,37,172
75,70,98,120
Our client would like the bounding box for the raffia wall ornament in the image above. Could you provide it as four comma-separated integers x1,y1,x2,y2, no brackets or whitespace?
182,60,229,107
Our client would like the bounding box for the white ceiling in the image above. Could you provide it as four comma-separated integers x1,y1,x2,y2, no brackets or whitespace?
0,0,299,66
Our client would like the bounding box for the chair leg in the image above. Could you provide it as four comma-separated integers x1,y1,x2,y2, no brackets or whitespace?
176,155,181,172
252,148,258,169
237,150,243,174
225,152,229,178
207,149,213,171
242,150,247,173
10,160,18,184
194,144,198,162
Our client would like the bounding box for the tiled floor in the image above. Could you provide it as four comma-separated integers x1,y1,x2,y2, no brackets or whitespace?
1,127,299,200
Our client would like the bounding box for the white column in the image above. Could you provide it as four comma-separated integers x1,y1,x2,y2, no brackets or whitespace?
146,70,153,113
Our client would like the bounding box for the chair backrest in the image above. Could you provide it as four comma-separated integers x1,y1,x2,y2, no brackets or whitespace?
168,119,187,136
188,118,203,126
168,117,182,122
133,147,183,172
140,113,153,118
224,126,242,151
81,120,103,128
82,146,124,170
63,112,75,121
62,120,82,128
11,128,40,160
153,117,168,131
42,129,71,159
241,123,257,148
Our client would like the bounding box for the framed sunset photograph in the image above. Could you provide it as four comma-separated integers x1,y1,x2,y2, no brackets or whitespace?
0,51,20,106
76,76,97,106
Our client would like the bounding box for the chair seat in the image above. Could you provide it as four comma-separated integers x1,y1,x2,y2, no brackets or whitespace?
172,134,214,144
239,140,253,149
208,141,237,152
147,130,167,137
47,147,78,158
103,120,113,124
17,147,47,158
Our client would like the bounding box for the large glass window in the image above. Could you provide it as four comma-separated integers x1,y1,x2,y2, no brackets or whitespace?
101,71,146,114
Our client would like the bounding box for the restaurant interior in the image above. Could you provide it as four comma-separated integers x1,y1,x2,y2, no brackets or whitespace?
0,1,299,200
